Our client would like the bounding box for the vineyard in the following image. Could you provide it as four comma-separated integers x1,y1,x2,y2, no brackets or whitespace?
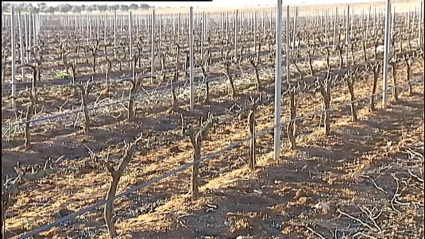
1,1,424,238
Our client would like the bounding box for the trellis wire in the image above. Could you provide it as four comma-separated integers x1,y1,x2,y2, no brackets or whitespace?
17,76,423,239
1,49,275,92
2,53,293,130
2,7,404,91
3,46,416,134
4,41,358,132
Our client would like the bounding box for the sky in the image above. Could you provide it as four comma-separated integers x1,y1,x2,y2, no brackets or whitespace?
11,0,384,8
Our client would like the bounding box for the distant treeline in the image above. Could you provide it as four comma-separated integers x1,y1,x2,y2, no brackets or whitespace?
1,3,153,14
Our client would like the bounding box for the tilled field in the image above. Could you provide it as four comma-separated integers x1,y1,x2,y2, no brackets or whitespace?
2,62,423,238
1,2,424,239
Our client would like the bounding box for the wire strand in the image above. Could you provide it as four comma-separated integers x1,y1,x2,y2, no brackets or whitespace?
17,76,423,239
5,50,309,129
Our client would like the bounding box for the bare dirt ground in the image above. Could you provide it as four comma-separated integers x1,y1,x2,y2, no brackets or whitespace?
3,58,423,238
2,1,424,238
